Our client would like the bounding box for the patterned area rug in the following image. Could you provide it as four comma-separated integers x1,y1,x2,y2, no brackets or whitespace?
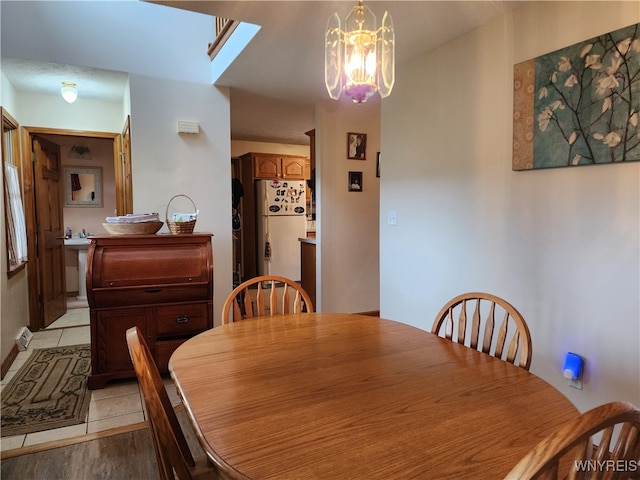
1,344,91,437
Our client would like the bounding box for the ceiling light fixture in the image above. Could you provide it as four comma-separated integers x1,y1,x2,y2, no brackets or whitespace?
69,145,92,160
60,82,78,104
325,0,395,104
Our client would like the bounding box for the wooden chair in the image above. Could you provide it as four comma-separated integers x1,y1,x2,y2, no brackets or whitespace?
431,292,532,370
125,327,220,480
221,275,314,324
504,401,640,479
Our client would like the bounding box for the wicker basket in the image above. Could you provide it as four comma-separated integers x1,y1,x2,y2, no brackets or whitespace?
166,194,197,234
102,221,164,235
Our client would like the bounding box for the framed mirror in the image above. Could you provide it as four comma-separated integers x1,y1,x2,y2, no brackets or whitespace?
64,166,102,207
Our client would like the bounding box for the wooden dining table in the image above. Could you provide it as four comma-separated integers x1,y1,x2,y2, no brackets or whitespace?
169,312,578,480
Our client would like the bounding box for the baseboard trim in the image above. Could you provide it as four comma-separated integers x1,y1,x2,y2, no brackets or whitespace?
357,310,380,317
1,343,20,380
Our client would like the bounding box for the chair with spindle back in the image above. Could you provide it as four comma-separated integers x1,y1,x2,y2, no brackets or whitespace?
431,292,532,370
504,401,640,479
221,275,314,324
126,326,222,480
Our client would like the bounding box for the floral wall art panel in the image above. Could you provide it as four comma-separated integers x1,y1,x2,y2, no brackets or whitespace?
513,23,640,170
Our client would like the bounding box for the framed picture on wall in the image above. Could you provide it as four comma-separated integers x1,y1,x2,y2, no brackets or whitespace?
348,171,363,192
347,132,367,160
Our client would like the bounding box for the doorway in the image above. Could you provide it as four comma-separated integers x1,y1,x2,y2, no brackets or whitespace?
22,126,132,332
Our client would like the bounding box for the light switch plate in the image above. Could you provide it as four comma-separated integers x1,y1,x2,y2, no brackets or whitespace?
388,211,397,226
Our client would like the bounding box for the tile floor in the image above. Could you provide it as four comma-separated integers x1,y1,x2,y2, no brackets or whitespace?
0,306,180,452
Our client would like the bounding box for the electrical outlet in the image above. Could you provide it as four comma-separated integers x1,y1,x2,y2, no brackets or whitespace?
568,378,583,390
388,211,397,226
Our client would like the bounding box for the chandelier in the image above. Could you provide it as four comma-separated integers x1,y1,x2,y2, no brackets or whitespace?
325,0,395,104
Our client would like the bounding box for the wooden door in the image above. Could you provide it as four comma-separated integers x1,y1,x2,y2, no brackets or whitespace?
116,115,133,215
33,136,66,326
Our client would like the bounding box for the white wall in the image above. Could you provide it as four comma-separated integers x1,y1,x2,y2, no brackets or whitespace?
316,99,380,313
0,75,29,366
380,2,640,413
13,93,124,132
1,71,18,115
129,74,232,325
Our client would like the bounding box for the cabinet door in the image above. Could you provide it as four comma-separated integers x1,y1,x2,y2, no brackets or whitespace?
156,338,189,374
94,308,151,373
254,156,280,179
281,157,309,180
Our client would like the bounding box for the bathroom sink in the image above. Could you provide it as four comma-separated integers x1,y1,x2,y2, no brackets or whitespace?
64,238,91,248
64,238,91,302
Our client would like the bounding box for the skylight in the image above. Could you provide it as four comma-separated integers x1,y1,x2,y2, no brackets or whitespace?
210,21,261,84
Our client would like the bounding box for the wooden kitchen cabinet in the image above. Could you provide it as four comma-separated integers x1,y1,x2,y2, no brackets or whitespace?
242,152,310,180
86,233,213,389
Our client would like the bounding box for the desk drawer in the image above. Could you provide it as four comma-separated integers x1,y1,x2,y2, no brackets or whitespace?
91,284,209,307
156,303,210,337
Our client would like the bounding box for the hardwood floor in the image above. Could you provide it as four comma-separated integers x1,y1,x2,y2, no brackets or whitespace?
1,428,158,479
1,401,206,479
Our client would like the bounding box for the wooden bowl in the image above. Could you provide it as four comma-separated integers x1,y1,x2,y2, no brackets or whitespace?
102,221,163,235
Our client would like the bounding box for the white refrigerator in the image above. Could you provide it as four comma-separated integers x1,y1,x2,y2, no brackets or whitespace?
256,179,307,281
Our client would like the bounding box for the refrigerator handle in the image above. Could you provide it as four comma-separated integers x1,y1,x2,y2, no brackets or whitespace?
263,184,272,273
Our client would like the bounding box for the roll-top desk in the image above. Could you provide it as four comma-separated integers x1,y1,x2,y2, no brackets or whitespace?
86,233,213,389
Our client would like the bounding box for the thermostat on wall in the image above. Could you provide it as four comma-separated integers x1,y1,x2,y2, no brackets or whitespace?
177,121,200,134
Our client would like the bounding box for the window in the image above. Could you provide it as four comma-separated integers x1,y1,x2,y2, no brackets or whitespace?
2,107,27,276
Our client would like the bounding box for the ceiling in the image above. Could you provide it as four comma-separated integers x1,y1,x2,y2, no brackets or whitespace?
1,1,528,146
2,58,129,103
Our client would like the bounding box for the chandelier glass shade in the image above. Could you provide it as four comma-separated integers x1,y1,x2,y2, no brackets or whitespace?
60,82,78,104
325,0,395,103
